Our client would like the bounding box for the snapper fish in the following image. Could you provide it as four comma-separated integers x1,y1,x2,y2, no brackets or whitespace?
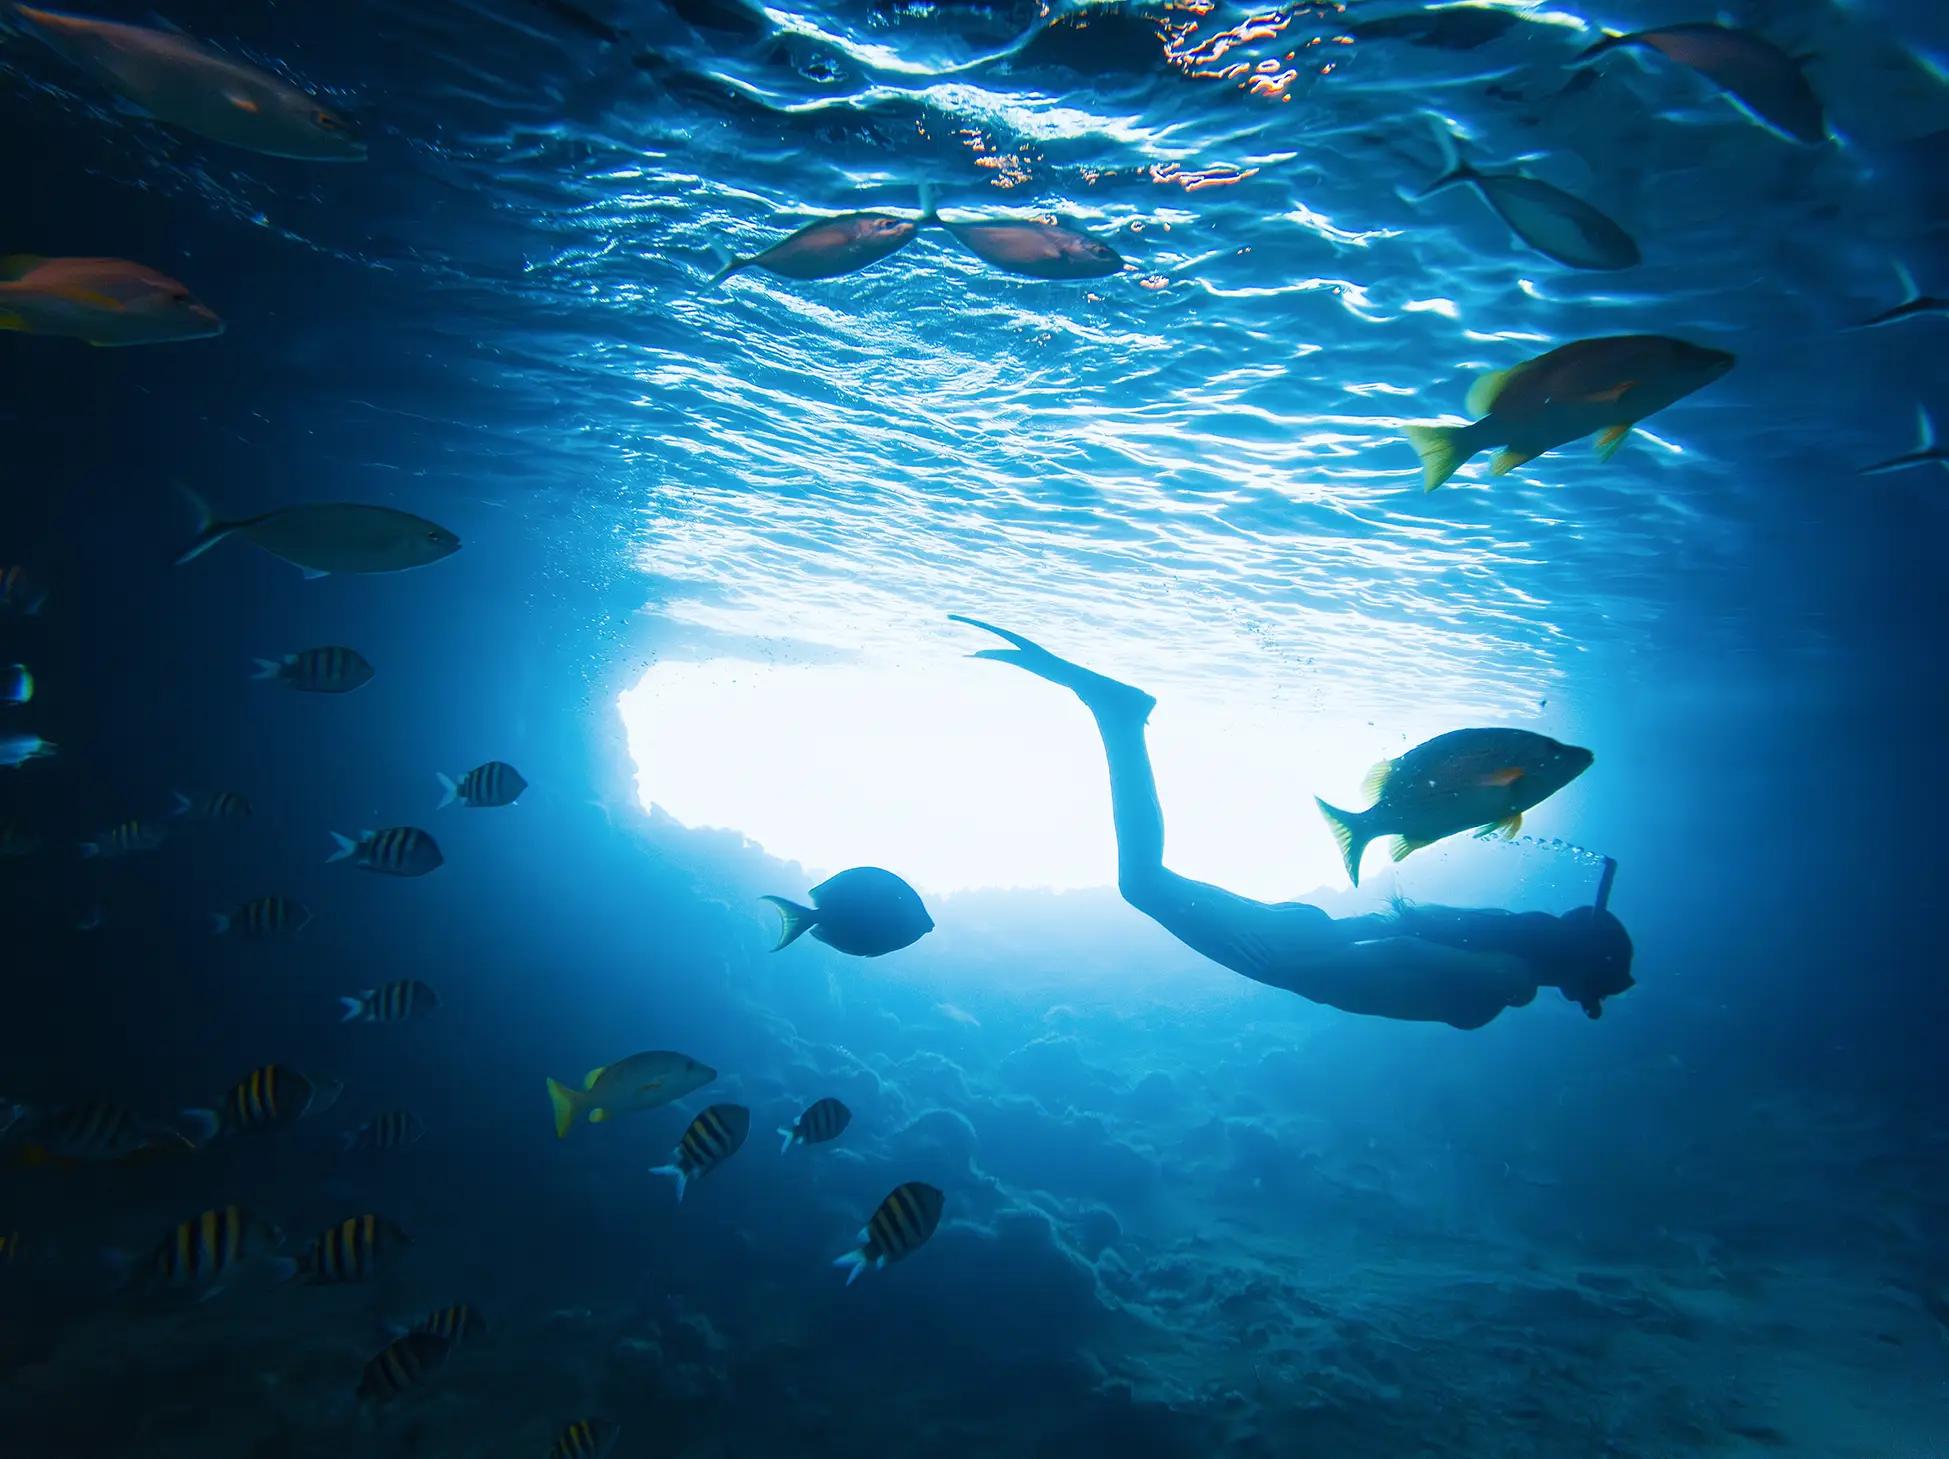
1858,406,1948,477
1414,137,1639,272
1314,727,1593,886
920,190,1124,280
328,826,443,877
779,1096,851,1153
176,486,459,577
1404,334,1734,491
437,759,526,808
650,1103,750,1201
0,255,222,346
709,211,919,286
833,1181,944,1285
764,866,934,957
10,5,366,160
1578,23,1826,146
254,645,373,693
544,1050,716,1139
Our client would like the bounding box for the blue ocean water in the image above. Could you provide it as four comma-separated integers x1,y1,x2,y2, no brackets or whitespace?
2,0,1947,1454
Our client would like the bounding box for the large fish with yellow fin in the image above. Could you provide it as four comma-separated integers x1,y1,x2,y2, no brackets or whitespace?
544,1050,715,1139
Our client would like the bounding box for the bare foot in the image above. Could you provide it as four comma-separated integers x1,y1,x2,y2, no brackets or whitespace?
950,615,1156,725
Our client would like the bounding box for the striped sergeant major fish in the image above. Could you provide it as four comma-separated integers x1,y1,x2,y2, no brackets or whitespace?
340,979,440,1023
550,1419,621,1459
328,825,443,877
290,1213,412,1285
409,1302,487,1347
651,1104,750,1201
357,1331,451,1405
340,1108,426,1154
779,1096,851,1154
79,819,167,859
4,1099,194,1167
181,1063,343,1145
437,759,528,809
253,644,373,693
833,1182,945,1285
171,788,251,821
213,894,311,939
115,1204,289,1294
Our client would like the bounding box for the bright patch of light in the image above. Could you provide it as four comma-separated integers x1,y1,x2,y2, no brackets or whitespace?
1403,297,1461,318
619,653,1424,899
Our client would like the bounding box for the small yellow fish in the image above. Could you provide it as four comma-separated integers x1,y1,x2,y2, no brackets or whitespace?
0,255,221,346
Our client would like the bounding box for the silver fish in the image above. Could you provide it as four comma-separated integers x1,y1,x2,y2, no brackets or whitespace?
921,193,1124,280
709,212,918,285
1416,138,1639,271
177,486,458,577
1579,23,1825,146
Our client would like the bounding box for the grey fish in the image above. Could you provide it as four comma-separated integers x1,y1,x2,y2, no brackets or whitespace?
1858,407,1948,477
176,486,458,577
764,866,933,957
709,212,919,285
253,645,373,693
1579,23,1825,146
1416,137,1639,271
921,192,1124,280
328,826,443,877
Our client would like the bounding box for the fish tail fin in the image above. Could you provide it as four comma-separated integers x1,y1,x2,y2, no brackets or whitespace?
436,772,459,809
1315,798,1373,887
705,249,744,288
1403,422,1482,492
211,912,231,936
778,1125,799,1154
173,483,238,566
250,658,283,681
327,832,358,863
339,994,368,1023
1574,30,1629,63
545,1077,584,1139
761,896,817,950
1413,120,1477,199
178,1108,220,1147
650,1163,688,1201
832,1249,869,1285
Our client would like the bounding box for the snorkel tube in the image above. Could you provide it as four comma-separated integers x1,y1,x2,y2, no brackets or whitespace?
1560,855,1631,1018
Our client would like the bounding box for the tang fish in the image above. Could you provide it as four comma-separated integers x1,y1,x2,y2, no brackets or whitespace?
0,565,46,616
328,826,443,877
181,1063,343,1144
213,895,311,938
172,788,250,820
176,487,458,577
11,5,366,159
544,1050,716,1139
0,734,56,768
1415,140,1639,271
1314,728,1593,886
1579,23,1826,146
408,1302,486,1346
254,645,373,693
1,664,32,705
340,1109,426,1154
290,1213,412,1285
117,1204,287,1294
4,1099,194,1166
651,1104,750,1201
765,867,934,957
437,760,527,808
550,1419,621,1459
340,979,440,1023
709,211,919,285
1858,406,1948,477
779,1096,851,1153
80,820,167,858
0,254,222,345
1403,334,1734,491
921,192,1124,280
358,1332,451,1404
833,1181,945,1284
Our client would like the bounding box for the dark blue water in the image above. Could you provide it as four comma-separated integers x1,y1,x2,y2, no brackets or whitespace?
3,1,1947,1454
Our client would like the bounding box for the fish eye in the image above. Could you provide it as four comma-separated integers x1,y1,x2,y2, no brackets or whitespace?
314,111,345,132
170,290,191,303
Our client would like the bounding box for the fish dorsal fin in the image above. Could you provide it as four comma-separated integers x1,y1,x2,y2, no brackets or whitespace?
0,255,46,282
1390,837,1431,862
1465,363,1530,419
1360,759,1393,802
583,1065,607,1090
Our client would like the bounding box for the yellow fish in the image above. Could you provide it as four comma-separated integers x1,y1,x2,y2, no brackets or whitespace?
0,255,221,346
544,1050,715,1139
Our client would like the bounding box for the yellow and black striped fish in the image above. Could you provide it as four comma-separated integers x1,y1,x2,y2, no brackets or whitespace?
135,1205,283,1292
833,1182,945,1285
437,759,528,809
292,1213,412,1285
328,825,443,877
650,1104,750,1202
183,1063,342,1144
779,1096,851,1153
339,979,440,1024
172,788,252,821
255,645,373,694
79,819,167,859
6,1099,192,1166
213,894,311,939
549,1418,620,1459
412,1302,487,1346
340,1108,425,1155
357,1331,451,1404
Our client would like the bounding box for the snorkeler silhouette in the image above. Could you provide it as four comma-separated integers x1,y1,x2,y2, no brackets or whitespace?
954,617,1634,1030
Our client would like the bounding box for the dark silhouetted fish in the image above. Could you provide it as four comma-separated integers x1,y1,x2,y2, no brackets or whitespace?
437,759,527,808
177,487,459,577
328,826,443,877
1858,408,1947,477
1349,7,1520,51
521,0,626,44
921,189,1124,280
1578,23,1826,145
1854,264,1948,330
1416,133,1639,271
651,1103,750,1200
710,213,920,285
780,1096,851,1152
253,645,373,693
764,867,934,956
